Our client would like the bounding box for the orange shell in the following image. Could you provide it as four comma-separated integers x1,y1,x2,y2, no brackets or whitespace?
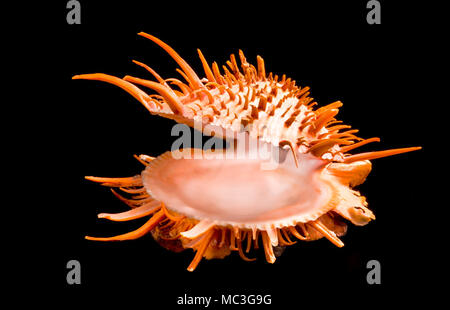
76,33,420,271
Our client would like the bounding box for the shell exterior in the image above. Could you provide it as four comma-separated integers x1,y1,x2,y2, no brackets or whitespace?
76,33,420,271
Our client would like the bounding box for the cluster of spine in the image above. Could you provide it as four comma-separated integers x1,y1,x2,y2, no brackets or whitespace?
73,33,378,162
74,32,419,163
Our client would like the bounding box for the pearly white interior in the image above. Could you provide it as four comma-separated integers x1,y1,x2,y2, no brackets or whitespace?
142,150,333,226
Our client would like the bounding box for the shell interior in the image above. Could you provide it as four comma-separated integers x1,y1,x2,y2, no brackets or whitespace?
142,150,336,229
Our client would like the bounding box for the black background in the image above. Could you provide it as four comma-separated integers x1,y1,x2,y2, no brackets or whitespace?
26,0,439,307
